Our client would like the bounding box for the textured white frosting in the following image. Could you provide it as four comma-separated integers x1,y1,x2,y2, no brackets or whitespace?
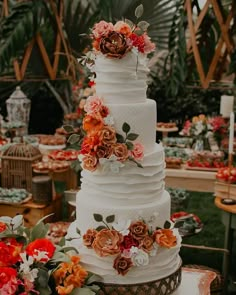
73,50,181,285
94,51,149,104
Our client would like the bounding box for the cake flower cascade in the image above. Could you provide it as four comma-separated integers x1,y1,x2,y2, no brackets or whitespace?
78,95,144,172
82,214,179,276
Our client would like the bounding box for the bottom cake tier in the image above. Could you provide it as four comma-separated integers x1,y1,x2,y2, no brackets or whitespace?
96,260,182,295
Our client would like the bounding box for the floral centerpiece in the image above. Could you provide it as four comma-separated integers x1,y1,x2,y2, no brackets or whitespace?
0,215,99,295
81,214,179,276
79,4,155,66
181,114,228,151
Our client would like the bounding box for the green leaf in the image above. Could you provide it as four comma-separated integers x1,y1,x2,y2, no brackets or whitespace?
93,213,103,222
126,141,134,150
96,225,106,231
126,133,139,141
68,133,81,145
63,124,75,133
125,18,134,30
137,21,150,32
106,215,115,223
122,122,130,134
164,220,171,229
116,133,125,143
135,4,144,19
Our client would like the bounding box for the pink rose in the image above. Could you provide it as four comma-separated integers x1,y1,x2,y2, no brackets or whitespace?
84,95,104,115
143,33,156,54
92,20,114,39
114,21,132,36
131,142,144,160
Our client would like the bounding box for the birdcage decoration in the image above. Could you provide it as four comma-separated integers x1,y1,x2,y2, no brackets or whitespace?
6,86,31,135
1,143,42,192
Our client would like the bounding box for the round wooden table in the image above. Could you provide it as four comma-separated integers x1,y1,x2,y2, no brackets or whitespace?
214,197,236,293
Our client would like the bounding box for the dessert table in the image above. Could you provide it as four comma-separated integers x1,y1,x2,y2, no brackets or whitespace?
165,167,216,192
173,267,216,295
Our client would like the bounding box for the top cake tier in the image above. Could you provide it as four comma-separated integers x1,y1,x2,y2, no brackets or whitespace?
94,51,149,104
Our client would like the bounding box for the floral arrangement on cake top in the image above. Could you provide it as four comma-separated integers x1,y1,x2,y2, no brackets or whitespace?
82,213,179,276
79,4,155,65
0,215,99,295
66,95,144,173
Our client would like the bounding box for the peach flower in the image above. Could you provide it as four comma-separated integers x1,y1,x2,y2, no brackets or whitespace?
99,126,117,145
82,154,98,171
83,229,98,248
153,229,177,248
129,221,149,241
83,114,104,134
140,235,155,253
131,142,144,160
84,95,104,115
92,229,123,257
143,33,156,53
114,21,132,36
113,254,133,275
112,143,129,162
92,20,114,39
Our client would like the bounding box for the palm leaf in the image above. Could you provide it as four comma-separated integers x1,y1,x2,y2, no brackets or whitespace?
0,1,49,74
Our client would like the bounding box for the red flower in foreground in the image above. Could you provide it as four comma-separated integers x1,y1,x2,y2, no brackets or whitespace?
0,238,23,266
26,238,56,262
129,33,145,53
0,222,7,233
0,266,18,291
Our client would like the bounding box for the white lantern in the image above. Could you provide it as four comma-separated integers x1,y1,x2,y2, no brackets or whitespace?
6,86,31,134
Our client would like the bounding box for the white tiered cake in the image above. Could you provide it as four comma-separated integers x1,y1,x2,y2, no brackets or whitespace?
68,12,181,294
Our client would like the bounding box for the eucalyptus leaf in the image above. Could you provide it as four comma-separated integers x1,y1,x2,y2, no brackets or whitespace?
134,29,143,36
135,4,144,19
106,215,115,223
122,122,130,133
68,133,81,145
125,18,134,30
93,213,103,222
137,21,150,32
71,286,97,295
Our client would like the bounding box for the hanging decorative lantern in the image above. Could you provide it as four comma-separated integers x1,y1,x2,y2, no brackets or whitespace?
6,86,31,134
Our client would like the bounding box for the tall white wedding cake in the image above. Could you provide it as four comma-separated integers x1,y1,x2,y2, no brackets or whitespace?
68,6,182,294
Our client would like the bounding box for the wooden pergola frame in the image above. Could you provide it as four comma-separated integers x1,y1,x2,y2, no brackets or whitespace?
0,0,76,81
185,0,235,89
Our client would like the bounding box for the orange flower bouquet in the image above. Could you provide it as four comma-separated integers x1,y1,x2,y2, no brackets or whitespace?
81,214,180,276
0,215,100,295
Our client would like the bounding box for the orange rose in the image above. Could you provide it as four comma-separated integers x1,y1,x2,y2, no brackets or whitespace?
0,222,6,233
99,126,117,145
83,114,104,134
128,221,148,241
112,143,129,162
140,235,154,253
25,238,56,262
92,229,123,257
82,154,98,171
114,21,132,36
80,135,101,155
113,254,133,276
83,229,98,248
153,229,177,248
